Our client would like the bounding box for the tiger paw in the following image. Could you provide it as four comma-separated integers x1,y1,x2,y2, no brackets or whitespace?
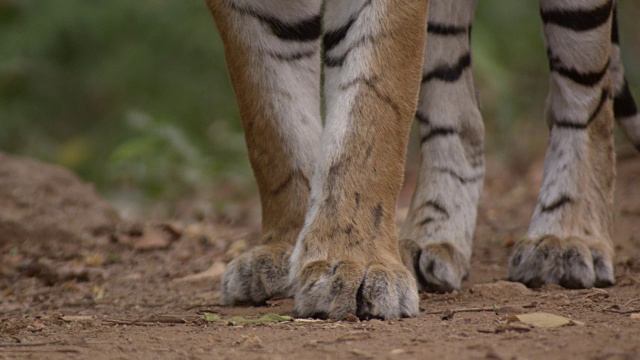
399,239,469,293
221,243,293,306
508,235,615,289
293,260,419,320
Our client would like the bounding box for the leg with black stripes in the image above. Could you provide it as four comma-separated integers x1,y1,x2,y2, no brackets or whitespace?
289,0,429,319
206,0,323,305
610,2,640,151
509,0,616,288
399,0,483,293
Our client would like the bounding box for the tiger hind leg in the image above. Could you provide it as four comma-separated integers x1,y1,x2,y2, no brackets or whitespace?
399,0,483,293
610,4,640,151
509,0,617,288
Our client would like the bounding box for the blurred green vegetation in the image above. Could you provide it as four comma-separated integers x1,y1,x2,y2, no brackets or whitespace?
1,0,639,215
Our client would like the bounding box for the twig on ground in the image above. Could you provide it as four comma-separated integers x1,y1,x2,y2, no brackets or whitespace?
424,306,498,315
1,349,81,353
424,306,499,320
580,289,609,301
184,303,224,311
0,340,62,348
102,315,191,326
102,319,152,326
623,297,640,307
602,308,640,315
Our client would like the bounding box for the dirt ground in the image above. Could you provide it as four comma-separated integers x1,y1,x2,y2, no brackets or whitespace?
1,150,640,360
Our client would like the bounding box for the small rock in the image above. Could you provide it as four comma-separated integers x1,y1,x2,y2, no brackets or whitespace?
471,281,531,300
342,314,359,323
238,335,262,349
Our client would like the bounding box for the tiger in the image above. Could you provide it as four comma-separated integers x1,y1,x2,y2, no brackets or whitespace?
206,0,640,320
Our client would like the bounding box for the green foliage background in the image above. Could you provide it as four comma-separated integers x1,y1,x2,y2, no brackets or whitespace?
1,0,639,214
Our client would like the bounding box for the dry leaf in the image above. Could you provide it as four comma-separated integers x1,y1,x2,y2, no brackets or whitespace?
92,285,106,301
389,349,407,355
133,226,172,250
225,240,247,258
508,312,584,328
118,224,180,251
203,313,221,323
62,316,95,323
84,253,105,267
630,313,640,319
294,318,325,323
173,262,226,283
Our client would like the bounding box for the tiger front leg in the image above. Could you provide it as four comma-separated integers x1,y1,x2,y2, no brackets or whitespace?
509,0,616,288
207,0,323,305
289,0,429,320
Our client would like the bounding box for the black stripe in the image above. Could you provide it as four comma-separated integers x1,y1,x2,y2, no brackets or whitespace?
422,53,471,83
325,34,379,68
541,196,572,213
418,217,436,227
339,76,401,116
611,6,619,44
339,76,379,91
548,49,609,86
432,167,483,184
265,15,322,42
324,18,356,52
323,1,372,59
415,112,430,125
420,200,450,218
614,80,639,119
268,49,317,61
325,53,347,68
269,170,310,195
420,127,458,144
231,5,321,42
427,22,469,36
555,88,609,129
541,0,613,32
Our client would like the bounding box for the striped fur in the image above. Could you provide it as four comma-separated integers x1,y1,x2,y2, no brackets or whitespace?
208,0,639,319
509,0,621,288
400,0,483,293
